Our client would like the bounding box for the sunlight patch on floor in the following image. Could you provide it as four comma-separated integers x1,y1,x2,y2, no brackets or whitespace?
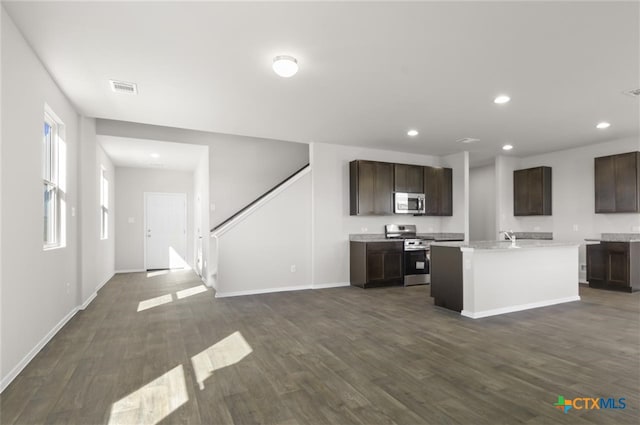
176,285,207,300
147,270,170,278
107,364,188,425
191,331,253,390
137,294,173,312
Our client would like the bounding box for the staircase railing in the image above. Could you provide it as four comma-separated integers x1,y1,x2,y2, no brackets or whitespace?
210,163,310,233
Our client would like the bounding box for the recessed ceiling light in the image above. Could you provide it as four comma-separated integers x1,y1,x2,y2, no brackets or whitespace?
596,122,611,129
494,95,511,104
272,55,298,78
150,153,160,158
407,129,419,137
502,144,514,151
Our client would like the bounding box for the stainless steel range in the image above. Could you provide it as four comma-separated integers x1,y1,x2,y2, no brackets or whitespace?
384,224,431,286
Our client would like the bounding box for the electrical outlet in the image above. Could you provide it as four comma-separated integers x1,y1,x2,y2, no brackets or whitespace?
210,203,216,212
632,226,640,232
71,207,76,217
573,224,579,231
290,265,296,273
361,227,368,233
534,226,540,231
428,227,434,232
65,282,70,294
128,217,135,224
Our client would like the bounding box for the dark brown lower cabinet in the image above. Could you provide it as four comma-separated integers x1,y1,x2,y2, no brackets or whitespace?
350,241,403,288
587,242,640,292
430,245,463,312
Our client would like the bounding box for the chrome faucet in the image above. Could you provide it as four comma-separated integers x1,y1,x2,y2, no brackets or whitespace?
500,230,517,245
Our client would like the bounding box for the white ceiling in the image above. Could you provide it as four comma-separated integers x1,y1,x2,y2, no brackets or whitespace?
4,1,639,164
97,136,207,171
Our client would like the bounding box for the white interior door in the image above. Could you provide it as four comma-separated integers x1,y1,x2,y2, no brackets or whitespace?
145,193,187,270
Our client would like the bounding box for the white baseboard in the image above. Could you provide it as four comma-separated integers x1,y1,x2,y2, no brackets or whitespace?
311,282,350,289
79,272,114,311
215,284,311,298
0,306,78,393
461,295,581,319
215,282,351,298
96,272,115,291
115,269,145,274
79,292,97,310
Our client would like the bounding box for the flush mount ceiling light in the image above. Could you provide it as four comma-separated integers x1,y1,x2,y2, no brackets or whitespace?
407,129,419,137
150,153,160,158
456,138,480,144
272,55,298,78
502,144,514,151
494,95,511,104
596,122,611,129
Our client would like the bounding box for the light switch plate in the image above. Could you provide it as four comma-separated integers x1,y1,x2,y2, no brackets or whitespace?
573,224,579,231
128,217,135,224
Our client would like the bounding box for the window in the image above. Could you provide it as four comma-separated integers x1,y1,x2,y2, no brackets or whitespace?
101,167,109,239
43,105,66,249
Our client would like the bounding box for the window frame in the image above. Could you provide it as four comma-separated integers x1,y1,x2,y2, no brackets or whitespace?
43,105,65,250
100,166,109,240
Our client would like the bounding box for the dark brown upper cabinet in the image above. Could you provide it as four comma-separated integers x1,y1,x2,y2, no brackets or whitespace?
424,166,453,216
349,160,394,215
394,164,424,193
513,166,552,216
594,151,640,213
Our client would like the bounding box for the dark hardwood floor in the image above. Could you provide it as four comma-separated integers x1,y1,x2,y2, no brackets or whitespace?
1,270,639,424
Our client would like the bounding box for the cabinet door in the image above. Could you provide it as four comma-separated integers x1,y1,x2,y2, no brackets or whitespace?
366,252,385,282
514,169,530,216
424,166,440,215
394,164,424,193
606,243,630,287
357,161,376,215
587,244,606,285
595,156,616,213
440,167,453,216
528,167,543,214
350,160,393,215
383,251,403,280
614,153,639,212
374,162,394,214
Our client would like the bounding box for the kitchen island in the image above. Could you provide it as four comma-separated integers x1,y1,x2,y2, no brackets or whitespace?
430,240,580,318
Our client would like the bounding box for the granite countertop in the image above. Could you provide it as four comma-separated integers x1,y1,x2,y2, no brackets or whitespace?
510,232,553,240
431,240,580,250
350,232,465,242
584,233,640,243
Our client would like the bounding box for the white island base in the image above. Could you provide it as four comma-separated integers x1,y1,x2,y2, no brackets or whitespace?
431,241,581,319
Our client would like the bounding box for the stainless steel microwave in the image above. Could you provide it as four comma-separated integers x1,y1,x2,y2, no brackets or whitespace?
394,192,426,214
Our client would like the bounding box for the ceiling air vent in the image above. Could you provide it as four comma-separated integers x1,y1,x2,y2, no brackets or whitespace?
456,138,480,144
109,80,138,95
622,88,640,97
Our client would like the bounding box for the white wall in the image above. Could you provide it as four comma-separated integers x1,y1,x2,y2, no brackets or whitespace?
469,164,496,241
215,172,312,296
1,10,81,389
95,119,309,229
79,118,115,307
114,168,194,272
496,137,640,281
310,142,467,286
